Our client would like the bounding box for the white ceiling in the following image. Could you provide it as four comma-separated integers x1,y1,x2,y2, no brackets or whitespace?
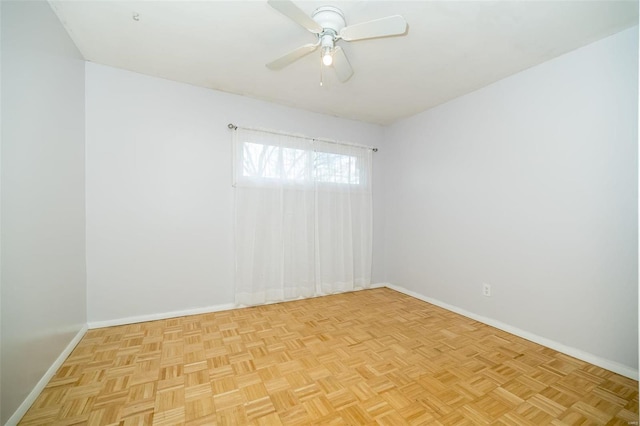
49,0,638,125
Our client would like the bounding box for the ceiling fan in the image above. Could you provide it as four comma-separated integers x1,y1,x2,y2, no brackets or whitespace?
266,0,408,82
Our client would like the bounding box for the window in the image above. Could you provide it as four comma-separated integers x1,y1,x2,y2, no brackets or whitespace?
241,142,310,182
234,130,369,189
314,151,361,185
232,127,373,306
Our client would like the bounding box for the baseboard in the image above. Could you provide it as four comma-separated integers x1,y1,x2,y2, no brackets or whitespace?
5,324,88,426
369,282,388,289
385,284,639,381
87,303,237,329
88,285,391,329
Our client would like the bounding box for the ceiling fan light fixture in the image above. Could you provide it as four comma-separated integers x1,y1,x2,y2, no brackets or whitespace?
322,46,333,66
320,33,335,66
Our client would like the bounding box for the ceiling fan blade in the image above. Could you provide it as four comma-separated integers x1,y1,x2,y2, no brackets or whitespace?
266,43,320,70
332,46,353,82
267,0,323,34
340,15,407,41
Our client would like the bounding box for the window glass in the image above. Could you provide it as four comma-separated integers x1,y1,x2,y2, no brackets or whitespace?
240,143,362,185
234,130,370,190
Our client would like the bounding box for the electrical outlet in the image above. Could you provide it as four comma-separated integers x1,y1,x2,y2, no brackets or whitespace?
483,283,491,297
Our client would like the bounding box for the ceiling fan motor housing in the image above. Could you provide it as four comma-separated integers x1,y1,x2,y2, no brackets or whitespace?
312,6,346,34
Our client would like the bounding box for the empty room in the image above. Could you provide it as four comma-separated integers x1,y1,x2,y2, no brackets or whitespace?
1,0,638,424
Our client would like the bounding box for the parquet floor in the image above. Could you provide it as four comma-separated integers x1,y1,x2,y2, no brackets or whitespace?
20,288,639,425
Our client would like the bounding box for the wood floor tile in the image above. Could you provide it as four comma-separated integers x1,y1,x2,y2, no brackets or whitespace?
18,288,639,425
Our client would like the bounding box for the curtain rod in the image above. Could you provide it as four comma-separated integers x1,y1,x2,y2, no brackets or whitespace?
227,123,378,152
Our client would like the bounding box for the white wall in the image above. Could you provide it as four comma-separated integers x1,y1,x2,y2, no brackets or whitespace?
1,1,86,423
384,27,638,371
2,9,635,424
85,63,384,324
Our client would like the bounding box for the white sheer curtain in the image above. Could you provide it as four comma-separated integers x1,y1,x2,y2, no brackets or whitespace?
233,127,372,306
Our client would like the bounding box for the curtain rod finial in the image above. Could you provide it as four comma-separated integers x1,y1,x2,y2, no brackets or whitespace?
228,123,237,130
